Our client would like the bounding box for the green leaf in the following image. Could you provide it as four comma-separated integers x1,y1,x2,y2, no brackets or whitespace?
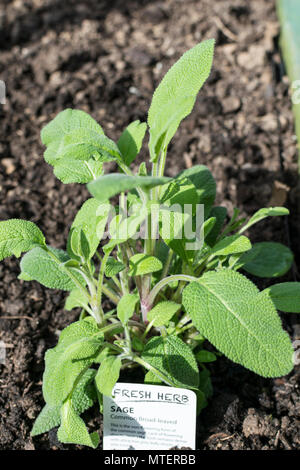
41,109,104,148
182,269,294,377
117,293,138,324
142,335,199,388
0,219,45,261
211,234,252,257
160,176,199,208
53,158,103,184
205,206,227,246
118,120,147,166
31,404,61,437
147,301,181,326
87,174,170,202
263,282,300,313
31,369,96,437
240,242,294,278
195,350,217,363
95,356,122,396
144,370,162,385
128,254,162,276
43,318,103,406
68,227,90,260
240,207,289,234
105,257,125,277
19,246,81,291
148,39,215,161
179,165,216,214
65,288,89,311
68,198,109,260
57,398,99,448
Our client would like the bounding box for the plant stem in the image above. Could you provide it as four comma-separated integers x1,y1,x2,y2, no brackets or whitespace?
147,274,197,306
133,356,177,387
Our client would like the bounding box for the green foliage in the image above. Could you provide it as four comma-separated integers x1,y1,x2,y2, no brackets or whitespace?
148,39,215,161
182,270,294,377
0,219,45,261
118,120,147,166
239,242,294,278
88,174,170,202
147,301,181,326
142,335,199,388
2,40,298,449
263,282,300,313
95,356,122,396
128,254,162,276
117,293,139,324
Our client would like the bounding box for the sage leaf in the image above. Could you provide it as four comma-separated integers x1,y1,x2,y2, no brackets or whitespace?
117,293,139,324
95,356,122,396
147,301,181,326
182,269,294,377
263,282,300,313
118,120,147,166
0,219,45,261
128,254,162,276
240,242,293,278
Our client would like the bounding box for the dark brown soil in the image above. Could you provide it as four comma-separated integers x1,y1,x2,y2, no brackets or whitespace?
0,0,299,451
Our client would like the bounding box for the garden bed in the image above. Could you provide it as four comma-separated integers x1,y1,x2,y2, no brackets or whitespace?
0,0,299,450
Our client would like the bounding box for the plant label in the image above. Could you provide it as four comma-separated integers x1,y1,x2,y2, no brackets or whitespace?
103,382,196,450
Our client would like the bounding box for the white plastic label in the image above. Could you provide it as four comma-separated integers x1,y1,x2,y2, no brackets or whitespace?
103,382,196,450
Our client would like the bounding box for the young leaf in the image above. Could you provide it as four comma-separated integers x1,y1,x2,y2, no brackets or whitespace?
53,158,103,184
195,350,217,363
263,282,300,313
95,356,122,396
57,398,99,448
182,269,294,377
43,319,103,405
210,234,252,257
128,254,162,276
0,219,45,261
239,207,289,234
105,257,125,277
179,165,216,214
240,242,294,278
118,120,147,166
68,198,109,260
65,288,89,311
68,227,90,261
87,174,170,202
19,246,82,291
31,369,96,437
142,335,199,388
147,301,181,327
31,404,61,437
117,293,139,324
148,39,215,161
206,206,227,246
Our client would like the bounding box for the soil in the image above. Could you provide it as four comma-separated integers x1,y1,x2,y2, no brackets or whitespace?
0,0,299,451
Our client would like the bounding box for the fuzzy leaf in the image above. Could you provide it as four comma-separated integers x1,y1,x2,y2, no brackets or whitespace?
65,288,89,311
31,369,96,437
182,269,294,377
68,198,109,260
95,356,122,396
239,207,289,234
211,234,252,257
142,335,199,388
88,174,170,202
0,219,45,261
128,254,162,276
105,257,125,277
57,399,99,448
53,158,103,184
263,282,300,313
196,350,217,363
117,293,138,324
148,39,215,161
147,301,181,326
43,318,103,406
180,165,216,214
118,120,147,166
19,246,81,291
240,242,293,278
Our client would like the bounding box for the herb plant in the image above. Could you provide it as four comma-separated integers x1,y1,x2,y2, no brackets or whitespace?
1,39,299,448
